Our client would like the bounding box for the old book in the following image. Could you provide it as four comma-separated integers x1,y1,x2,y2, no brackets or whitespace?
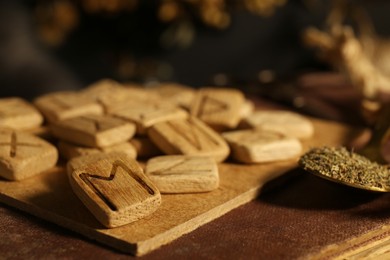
222,129,302,163
34,91,104,122
67,152,161,228
145,155,219,193
147,116,230,162
50,115,136,148
190,88,245,131
58,140,137,160
0,97,43,130
241,110,314,139
0,129,58,180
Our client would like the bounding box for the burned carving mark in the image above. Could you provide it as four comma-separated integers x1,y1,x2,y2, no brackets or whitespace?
81,116,104,132
167,118,221,151
0,131,42,158
10,131,16,157
80,160,155,211
167,121,202,150
197,95,228,118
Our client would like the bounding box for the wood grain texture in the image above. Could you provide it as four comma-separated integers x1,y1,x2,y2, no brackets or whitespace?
97,85,160,114
34,91,104,122
68,152,161,228
190,88,245,131
58,140,137,160
0,97,43,130
0,129,58,180
0,118,359,256
148,116,230,162
111,102,188,135
240,99,255,118
222,129,303,163
241,110,314,139
50,115,136,147
149,83,196,109
145,155,219,193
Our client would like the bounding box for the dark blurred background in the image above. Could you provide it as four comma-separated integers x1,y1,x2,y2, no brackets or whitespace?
1,0,390,100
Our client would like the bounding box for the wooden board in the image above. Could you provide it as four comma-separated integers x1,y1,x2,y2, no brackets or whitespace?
0,118,358,256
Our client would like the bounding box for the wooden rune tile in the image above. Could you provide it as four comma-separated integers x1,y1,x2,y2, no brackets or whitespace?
0,129,58,180
145,155,219,193
111,102,188,135
0,97,43,130
34,91,104,122
58,140,137,160
67,152,161,228
97,85,160,113
81,79,125,103
190,88,245,131
147,116,230,162
241,110,314,139
240,99,255,118
149,83,196,109
50,115,136,148
222,129,303,163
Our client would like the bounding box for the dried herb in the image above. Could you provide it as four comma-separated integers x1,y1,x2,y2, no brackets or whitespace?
298,146,390,192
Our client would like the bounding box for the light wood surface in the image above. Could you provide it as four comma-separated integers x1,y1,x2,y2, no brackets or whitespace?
111,103,188,135
190,88,245,131
241,110,315,139
34,91,104,122
222,129,302,163
148,83,196,109
0,118,357,256
148,116,230,162
58,140,137,160
145,155,219,193
0,129,58,180
50,115,136,147
0,97,43,130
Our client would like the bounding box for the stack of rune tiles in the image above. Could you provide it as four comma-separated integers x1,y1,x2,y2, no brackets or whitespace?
0,79,314,228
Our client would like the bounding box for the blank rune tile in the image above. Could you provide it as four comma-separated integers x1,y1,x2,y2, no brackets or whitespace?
241,110,314,139
222,129,303,163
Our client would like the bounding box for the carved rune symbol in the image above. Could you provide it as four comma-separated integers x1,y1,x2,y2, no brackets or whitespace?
197,95,228,118
0,131,41,157
167,118,219,150
80,160,155,211
80,116,105,132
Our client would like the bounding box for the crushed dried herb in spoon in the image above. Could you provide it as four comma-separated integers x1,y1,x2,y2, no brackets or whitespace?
298,146,390,192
